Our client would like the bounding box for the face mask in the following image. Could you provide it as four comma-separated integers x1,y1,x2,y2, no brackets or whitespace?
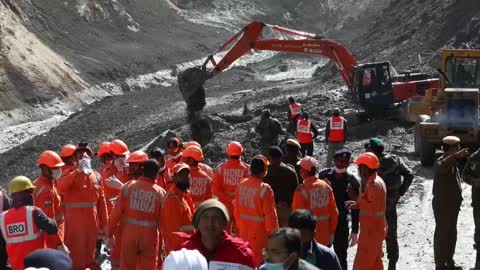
114,157,126,170
51,169,62,180
175,181,190,191
334,166,347,173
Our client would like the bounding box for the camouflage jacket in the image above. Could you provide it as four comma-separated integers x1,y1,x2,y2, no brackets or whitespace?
378,154,414,208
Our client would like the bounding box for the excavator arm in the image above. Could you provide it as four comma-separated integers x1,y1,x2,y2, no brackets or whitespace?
178,21,358,112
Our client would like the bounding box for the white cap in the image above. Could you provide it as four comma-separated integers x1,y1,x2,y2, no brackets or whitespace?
163,248,208,270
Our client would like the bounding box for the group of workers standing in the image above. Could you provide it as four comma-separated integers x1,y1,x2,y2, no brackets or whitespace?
1,95,479,270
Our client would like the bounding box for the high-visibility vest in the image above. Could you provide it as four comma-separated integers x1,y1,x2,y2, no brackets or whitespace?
297,119,313,144
0,206,45,270
289,103,302,120
329,116,345,142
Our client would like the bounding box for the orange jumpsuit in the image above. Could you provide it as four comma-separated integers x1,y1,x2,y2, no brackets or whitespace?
108,177,166,270
213,159,249,224
61,165,77,177
198,162,214,179
292,176,339,246
161,186,195,254
57,170,108,270
353,174,387,270
166,156,181,171
33,176,64,248
156,168,173,192
234,176,279,264
189,166,213,206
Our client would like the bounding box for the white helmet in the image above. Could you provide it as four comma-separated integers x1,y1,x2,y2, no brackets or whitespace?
163,248,208,270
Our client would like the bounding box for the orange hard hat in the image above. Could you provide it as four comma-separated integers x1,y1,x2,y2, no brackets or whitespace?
126,150,148,163
181,146,204,162
38,150,65,168
59,144,76,158
226,141,243,156
98,142,111,157
184,141,201,149
354,152,380,169
110,139,130,156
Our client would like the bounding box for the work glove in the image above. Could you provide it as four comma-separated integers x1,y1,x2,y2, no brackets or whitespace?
57,243,70,254
349,232,358,247
105,175,124,190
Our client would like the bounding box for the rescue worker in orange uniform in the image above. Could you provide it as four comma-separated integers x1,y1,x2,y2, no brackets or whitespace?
287,96,302,134
325,108,347,167
184,141,214,178
161,162,196,254
0,176,59,270
234,155,279,264
33,150,69,251
213,141,249,229
292,156,338,246
166,137,183,170
108,159,167,270
181,146,213,206
345,152,387,270
57,143,108,270
59,144,77,176
102,139,131,212
151,147,174,191
97,141,113,172
297,112,319,157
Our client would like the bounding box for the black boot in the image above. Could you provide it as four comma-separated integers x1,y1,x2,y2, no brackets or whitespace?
388,261,396,270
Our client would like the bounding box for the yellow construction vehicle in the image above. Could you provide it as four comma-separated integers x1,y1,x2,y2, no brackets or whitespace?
414,49,480,165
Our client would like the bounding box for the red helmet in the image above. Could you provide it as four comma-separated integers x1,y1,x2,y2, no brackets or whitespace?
184,141,201,149
181,146,204,162
110,139,130,156
38,150,65,168
59,144,76,158
98,142,111,158
126,150,148,163
354,152,380,169
226,141,243,156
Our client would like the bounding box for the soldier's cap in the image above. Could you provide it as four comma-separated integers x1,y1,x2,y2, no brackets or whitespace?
172,162,190,174
297,156,318,172
334,149,352,160
268,146,284,159
193,199,230,228
286,139,301,150
442,136,460,145
365,137,384,149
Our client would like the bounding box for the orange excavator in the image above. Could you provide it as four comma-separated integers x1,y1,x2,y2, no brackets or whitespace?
178,21,439,114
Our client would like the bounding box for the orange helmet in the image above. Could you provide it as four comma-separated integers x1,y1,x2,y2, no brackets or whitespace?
184,141,201,149
38,150,65,168
182,146,204,162
354,152,380,169
126,150,148,163
59,144,76,158
98,142,111,157
110,139,130,156
226,141,243,156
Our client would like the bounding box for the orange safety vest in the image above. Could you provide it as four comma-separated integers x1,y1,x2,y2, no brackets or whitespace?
0,206,45,270
289,103,302,120
329,116,345,142
292,176,339,246
297,119,313,144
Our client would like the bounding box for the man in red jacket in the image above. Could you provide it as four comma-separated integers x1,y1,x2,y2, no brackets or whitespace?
176,199,256,269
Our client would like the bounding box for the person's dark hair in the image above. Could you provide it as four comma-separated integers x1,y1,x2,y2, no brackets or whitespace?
143,159,160,179
288,209,316,232
288,97,295,104
308,167,317,176
150,147,165,159
268,228,302,254
302,112,309,119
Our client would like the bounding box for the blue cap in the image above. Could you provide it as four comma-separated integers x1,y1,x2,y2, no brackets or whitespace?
334,149,352,159
268,146,284,159
24,248,72,270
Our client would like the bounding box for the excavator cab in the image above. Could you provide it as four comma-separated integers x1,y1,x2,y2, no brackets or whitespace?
351,62,395,112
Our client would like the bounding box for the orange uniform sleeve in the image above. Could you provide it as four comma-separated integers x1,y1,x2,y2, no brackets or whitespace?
56,171,77,194
34,186,62,245
358,183,378,212
106,185,124,237
234,187,241,234
291,185,306,211
96,178,109,231
328,188,339,235
161,197,184,254
262,186,279,234
213,166,230,203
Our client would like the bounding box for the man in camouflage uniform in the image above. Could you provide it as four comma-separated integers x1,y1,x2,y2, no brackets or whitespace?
255,109,289,154
365,137,414,270
463,147,480,269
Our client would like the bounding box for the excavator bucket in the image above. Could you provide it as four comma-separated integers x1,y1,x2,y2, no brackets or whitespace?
177,67,210,112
